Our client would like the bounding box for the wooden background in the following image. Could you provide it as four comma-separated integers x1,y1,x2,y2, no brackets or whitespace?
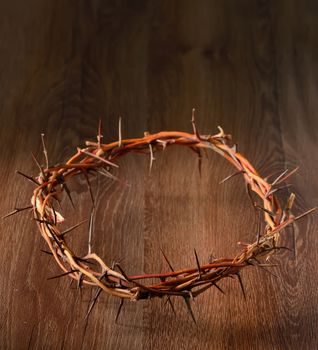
0,1,317,349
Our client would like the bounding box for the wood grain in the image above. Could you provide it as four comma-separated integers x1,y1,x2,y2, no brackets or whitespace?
0,1,317,349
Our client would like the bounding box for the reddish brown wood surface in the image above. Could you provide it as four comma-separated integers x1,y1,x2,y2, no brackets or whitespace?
0,1,317,349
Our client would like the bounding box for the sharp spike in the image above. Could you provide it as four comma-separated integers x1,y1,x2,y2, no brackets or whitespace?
250,257,278,278
189,147,202,177
115,298,124,323
148,144,155,173
97,118,103,149
236,273,246,299
165,296,176,316
160,248,174,272
254,204,275,218
271,168,289,186
115,263,130,281
194,249,202,279
183,295,197,325
257,265,278,278
47,269,79,280
118,117,122,147
77,272,84,289
191,283,214,297
41,133,49,169
51,204,57,225
88,207,94,255
61,219,88,237
83,170,95,207
96,168,120,182
62,182,75,209
31,152,46,180
219,170,244,185
40,249,53,256
256,210,261,245
275,166,299,185
294,207,316,221
245,183,255,209
16,170,40,185
212,282,225,294
191,108,201,140
265,184,293,198
1,205,33,219
80,149,118,168
85,287,102,320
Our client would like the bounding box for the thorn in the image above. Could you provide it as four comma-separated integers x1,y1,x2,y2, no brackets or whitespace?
40,249,53,256
16,170,40,185
219,170,244,185
256,210,261,245
118,117,122,147
265,184,293,198
97,118,103,149
62,182,75,209
88,207,94,255
256,264,278,278
60,219,88,237
51,204,57,225
2,205,33,219
165,296,176,316
83,170,95,207
160,248,174,272
245,183,255,209
80,149,118,168
194,249,202,279
191,108,201,140
85,287,102,320
189,147,202,177
236,273,246,300
191,283,214,297
271,168,289,186
148,144,155,173
294,207,316,221
74,256,96,266
115,263,130,281
41,133,49,170
274,166,299,185
255,204,275,218
183,295,197,325
212,282,225,294
77,272,84,289
31,152,46,180
47,269,79,280
250,257,278,278
96,168,120,182
115,298,124,323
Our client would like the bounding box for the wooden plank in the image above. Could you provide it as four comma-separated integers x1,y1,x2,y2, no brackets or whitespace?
0,1,316,349
274,1,318,349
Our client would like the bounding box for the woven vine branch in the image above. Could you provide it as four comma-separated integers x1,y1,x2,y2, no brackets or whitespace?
6,111,315,322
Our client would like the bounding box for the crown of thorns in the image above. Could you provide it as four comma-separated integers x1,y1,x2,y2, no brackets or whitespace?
6,110,315,323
